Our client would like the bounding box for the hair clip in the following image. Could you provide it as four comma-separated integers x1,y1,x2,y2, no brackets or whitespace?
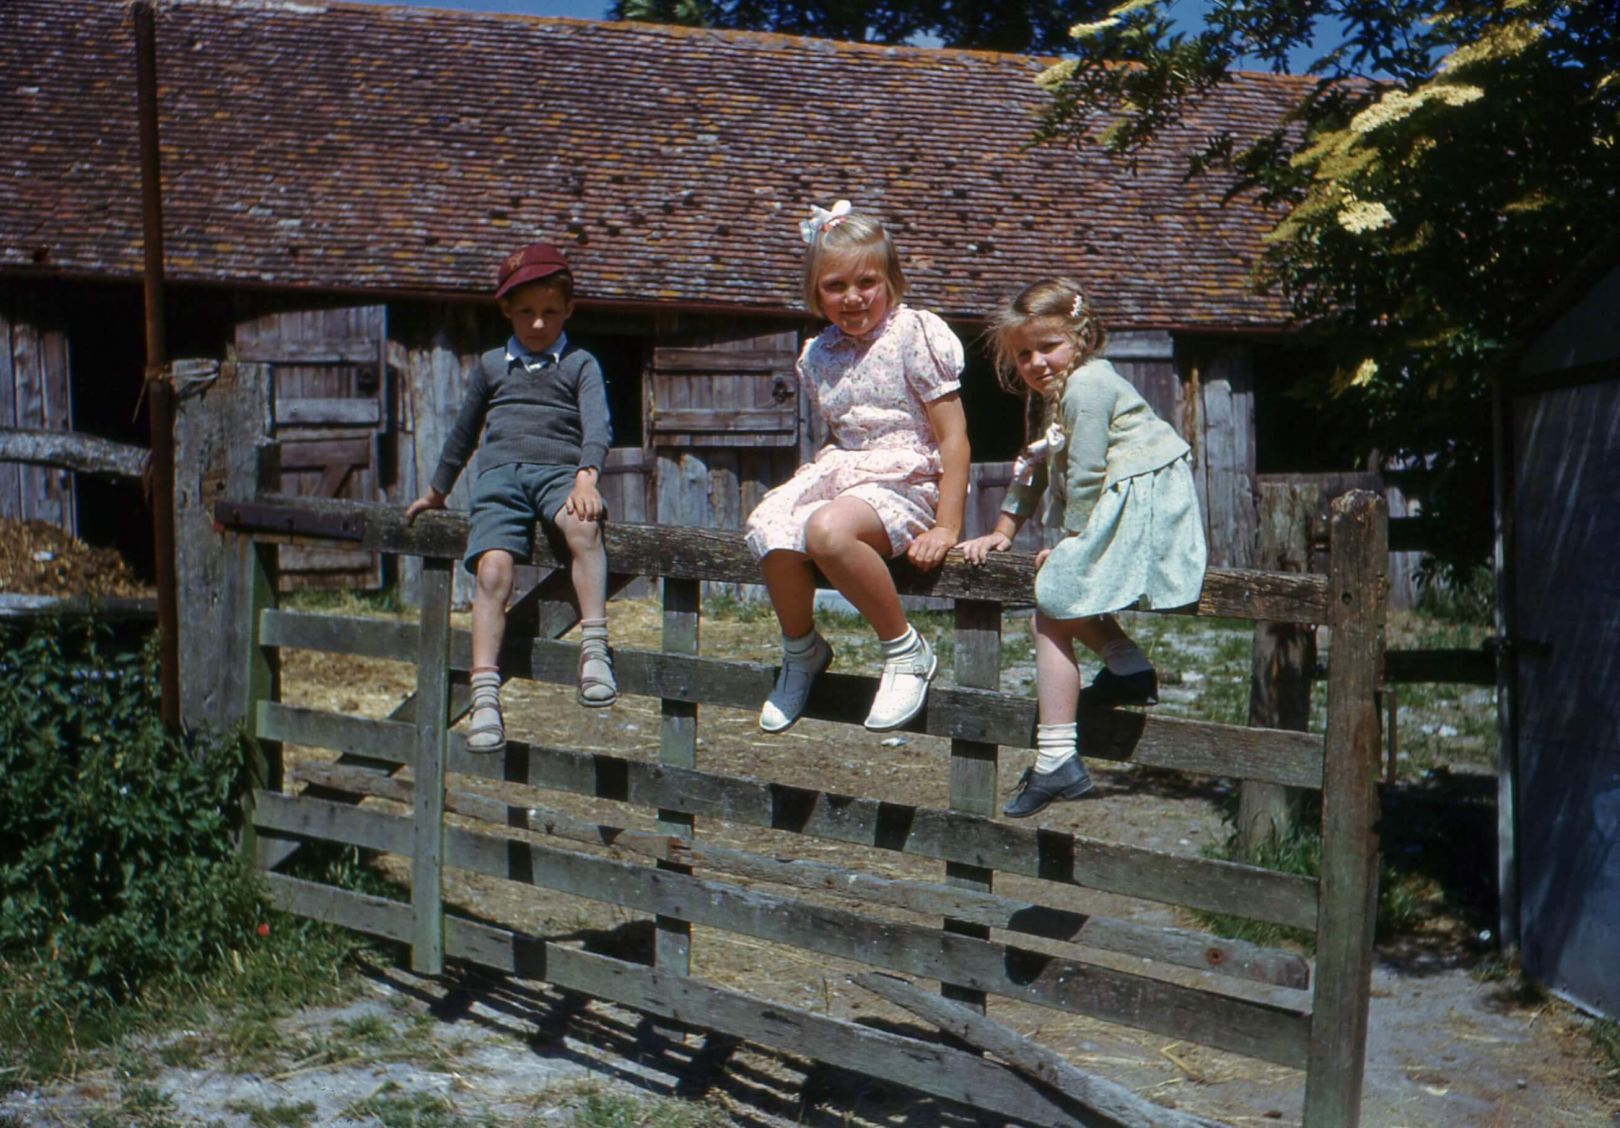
1069,294,1085,318
800,200,852,245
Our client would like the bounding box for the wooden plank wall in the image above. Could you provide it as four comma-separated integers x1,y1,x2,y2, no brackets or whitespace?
0,287,76,531
1193,345,1258,570
236,303,390,590
394,302,484,609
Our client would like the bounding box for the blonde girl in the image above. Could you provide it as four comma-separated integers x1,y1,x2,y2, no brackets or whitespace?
744,201,970,734
960,277,1206,817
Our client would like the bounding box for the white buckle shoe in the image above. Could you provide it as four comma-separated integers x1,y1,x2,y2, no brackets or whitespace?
759,637,834,733
864,634,937,731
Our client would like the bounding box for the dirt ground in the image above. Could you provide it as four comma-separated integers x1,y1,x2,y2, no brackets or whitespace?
250,594,1620,1128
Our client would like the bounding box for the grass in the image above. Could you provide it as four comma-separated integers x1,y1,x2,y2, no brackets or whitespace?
570,1086,733,1128
225,1098,319,1127
340,1082,494,1128
1590,1018,1620,1097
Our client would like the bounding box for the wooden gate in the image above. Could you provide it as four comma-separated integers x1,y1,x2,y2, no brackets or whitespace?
236,304,391,589
213,475,1388,1126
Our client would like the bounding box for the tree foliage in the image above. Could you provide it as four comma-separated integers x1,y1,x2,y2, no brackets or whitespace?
1038,0,1620,570
612,0,1113,53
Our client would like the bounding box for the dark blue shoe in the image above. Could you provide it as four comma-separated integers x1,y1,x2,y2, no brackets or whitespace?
1002,756,1095,819
1080,667,1159,709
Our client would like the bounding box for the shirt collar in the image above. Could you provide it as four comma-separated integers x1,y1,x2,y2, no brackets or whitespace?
506,332,568,370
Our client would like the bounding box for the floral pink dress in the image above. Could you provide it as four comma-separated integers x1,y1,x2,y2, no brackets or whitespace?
745,305,963,559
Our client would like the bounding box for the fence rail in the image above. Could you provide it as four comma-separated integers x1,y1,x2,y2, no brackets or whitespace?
215,488,1387,1128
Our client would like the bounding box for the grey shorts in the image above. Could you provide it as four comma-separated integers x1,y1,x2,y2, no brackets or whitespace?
463,462,592,573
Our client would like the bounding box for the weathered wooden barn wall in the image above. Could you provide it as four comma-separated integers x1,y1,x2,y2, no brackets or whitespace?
1500,260,1620,1021
0,283,76,532
235,301,393,590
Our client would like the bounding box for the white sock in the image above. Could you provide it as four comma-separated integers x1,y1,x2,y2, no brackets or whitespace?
1035,722,1078,774
1101,638,1152,676
784,628,823,658
880,625,921,660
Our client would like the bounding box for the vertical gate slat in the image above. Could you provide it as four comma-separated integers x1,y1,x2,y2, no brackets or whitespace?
944,599,1001,1012
239,537,281,869
1304,490,1386,1127
657,577,700,983
411,558,452,975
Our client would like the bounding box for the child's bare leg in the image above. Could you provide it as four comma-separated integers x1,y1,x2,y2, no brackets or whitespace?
555,509,608,622
757,549,831,732
1005,610,1097,817
468,549,516,751
803,498,904,639
556,509,616,706
471,549,516,669
1073,613,1158,707
805,499,936,731
760,549,817,638
1034,612,1087,726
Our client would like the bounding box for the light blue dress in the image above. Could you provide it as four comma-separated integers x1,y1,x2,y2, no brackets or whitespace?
1001,358,1207,620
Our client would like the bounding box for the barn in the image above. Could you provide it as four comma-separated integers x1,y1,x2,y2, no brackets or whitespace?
2,0,1329,602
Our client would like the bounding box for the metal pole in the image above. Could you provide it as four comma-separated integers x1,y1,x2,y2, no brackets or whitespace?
134,0,181,731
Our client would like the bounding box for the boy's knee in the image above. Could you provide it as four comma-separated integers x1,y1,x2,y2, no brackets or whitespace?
474,550,515,594
557,511,603,553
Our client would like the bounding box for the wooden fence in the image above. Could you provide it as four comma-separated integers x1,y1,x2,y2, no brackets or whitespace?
213,486,1387,1128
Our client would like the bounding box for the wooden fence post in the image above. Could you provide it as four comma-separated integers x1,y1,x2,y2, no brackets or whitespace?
944,599,1001,1012
657,577,700,987
411,558,452,975
1239,482,1320,851
1304,490,1386,1128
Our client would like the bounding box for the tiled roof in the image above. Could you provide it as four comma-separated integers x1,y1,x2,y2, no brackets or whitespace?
1,0,1306,328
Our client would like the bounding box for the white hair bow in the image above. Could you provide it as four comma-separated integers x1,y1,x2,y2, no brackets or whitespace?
800,199,852,245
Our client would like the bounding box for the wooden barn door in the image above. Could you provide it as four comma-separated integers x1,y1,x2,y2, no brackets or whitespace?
236,305,392,590
1508,374,1620,1019
649,327,804,548
0,284,76,532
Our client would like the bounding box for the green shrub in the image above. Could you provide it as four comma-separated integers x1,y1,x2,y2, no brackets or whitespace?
0,618,259,1010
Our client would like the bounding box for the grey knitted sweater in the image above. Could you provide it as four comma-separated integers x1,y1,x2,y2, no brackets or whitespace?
429,342,612,496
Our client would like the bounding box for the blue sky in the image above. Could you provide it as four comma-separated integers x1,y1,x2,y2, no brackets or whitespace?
347,0,1266,52
343,0,1343,70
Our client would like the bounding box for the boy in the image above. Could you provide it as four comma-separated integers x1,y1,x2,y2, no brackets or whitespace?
406,242,615,752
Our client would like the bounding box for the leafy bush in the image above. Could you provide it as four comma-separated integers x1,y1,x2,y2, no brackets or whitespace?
0,618,259,1010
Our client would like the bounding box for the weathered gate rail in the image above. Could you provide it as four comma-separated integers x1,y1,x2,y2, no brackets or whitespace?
214,489,1386,1128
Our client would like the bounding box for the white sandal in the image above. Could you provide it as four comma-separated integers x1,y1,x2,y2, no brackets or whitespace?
467,672,506,752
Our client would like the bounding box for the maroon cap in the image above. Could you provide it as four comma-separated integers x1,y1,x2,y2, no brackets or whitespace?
495,243,571,298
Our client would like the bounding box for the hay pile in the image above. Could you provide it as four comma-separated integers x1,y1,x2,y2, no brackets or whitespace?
0,517,149,598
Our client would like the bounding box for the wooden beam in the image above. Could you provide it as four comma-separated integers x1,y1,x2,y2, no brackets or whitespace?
410,559,452,975
1303,491,1386,1128
252,791,1313,1066
289,758,1311,990
0,425,147,480
853,972,1229,1128
215,495,1334,624
251,718,1319,931
257,613,1326,789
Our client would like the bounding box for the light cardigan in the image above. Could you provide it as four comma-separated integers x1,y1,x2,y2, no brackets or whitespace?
1001,357,1191,533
